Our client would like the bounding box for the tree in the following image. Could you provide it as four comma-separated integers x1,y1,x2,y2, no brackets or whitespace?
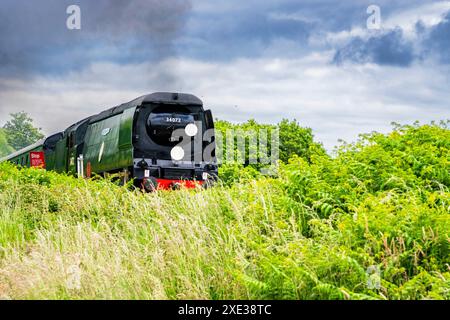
215,118,326,166
3,112,45,151
0,128,15,157
278,119,325,163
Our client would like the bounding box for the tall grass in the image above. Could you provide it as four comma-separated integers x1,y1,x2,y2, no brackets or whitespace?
0,122,449,300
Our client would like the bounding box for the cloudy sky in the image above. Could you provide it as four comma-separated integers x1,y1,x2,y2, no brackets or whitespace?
0,0,449,150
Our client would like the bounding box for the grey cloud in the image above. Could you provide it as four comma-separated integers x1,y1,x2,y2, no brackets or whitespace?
0,0,191,78
332,8,450,67
423,12,450,64
333,29,415,67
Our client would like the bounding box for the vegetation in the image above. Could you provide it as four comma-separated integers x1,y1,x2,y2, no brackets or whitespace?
0,129,14,158
215,119,325,185
3,112,44,151
0,121,448,300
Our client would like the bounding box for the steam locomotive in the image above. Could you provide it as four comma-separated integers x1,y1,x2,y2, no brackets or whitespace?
1,92,218,191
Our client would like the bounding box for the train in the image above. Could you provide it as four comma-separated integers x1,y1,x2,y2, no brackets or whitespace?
1,92,218,191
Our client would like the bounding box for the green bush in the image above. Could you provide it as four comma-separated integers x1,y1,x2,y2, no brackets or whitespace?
215,119,325,184
0,129,14,158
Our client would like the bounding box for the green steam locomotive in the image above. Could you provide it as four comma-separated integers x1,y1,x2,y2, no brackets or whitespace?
1,92,218,191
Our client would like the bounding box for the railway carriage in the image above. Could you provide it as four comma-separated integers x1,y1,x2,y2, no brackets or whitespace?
1,92,218,191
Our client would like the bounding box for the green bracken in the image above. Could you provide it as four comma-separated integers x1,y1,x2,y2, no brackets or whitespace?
0,122,448,300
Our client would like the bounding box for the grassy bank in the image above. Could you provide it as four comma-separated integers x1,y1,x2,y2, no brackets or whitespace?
0,122,449,299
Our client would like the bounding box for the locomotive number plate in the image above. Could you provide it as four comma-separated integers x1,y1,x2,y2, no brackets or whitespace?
166,117,182,123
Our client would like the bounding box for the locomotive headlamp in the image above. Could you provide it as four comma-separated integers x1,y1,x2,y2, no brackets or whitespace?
138,159,148,169
171,146,185,161
185,123,198,137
